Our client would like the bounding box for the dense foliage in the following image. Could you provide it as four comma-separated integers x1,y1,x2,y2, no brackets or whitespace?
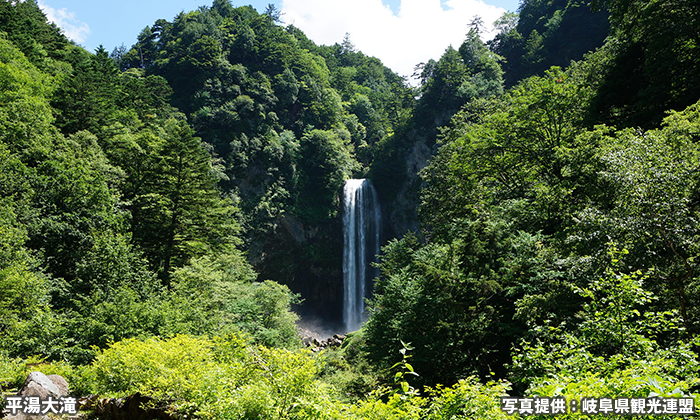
2,0,700,418
0,0,301,365
363,0,700,402
489,0,609,87
114,3,413,231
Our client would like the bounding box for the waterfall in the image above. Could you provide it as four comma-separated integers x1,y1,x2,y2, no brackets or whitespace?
342,179,381,333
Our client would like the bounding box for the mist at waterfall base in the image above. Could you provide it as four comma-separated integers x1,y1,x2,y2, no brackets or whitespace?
342,179,382,333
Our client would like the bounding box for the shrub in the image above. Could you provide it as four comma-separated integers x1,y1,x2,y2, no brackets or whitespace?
86,334,340,419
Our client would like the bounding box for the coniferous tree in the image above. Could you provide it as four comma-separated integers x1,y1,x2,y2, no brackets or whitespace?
131,119,237,284
53,46,121,137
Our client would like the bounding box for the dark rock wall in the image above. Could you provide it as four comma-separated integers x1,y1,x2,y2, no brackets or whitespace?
251,214,344,330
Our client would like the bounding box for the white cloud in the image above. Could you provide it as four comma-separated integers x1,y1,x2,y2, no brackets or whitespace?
37,0,91,44
281,0,505,81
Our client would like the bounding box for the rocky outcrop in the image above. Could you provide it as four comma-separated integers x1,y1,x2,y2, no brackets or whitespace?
19,372,63,400
303,333,347,352
45,376,68,399
2,371,73,420
79,393,177,420
2,372,181,420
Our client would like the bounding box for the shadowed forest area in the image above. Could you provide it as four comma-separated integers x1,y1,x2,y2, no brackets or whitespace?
1,0,699,418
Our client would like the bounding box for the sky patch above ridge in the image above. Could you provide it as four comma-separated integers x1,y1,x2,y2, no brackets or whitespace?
36,0,520,82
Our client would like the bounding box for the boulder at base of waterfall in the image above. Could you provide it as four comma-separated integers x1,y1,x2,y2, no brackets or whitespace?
306,333,347,352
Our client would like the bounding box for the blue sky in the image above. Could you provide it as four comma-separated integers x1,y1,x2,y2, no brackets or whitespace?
38,0,521,80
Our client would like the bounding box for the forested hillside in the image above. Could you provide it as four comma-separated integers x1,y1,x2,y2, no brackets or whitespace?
489,0,609,86
1,0,699,418
111,2,416,323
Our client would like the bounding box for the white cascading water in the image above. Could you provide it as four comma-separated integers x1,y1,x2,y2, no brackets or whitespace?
342,179,382,333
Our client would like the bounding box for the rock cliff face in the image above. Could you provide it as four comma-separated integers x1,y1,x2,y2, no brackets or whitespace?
372,127,435,242
386,131,432,238
249,213,345,330
244,141,432,329
246,136,430,331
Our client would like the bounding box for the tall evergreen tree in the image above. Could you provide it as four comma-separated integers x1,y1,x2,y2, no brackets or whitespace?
130,119,237,284
52,46,121,137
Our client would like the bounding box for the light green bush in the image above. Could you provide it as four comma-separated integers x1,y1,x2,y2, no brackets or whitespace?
425,377,512,420
86,334,341,419
526,366,700,420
